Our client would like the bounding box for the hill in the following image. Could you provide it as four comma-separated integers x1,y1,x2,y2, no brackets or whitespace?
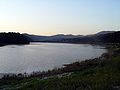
0,32,30,46
24,31,119,44
95,31,115,35
24,33,82,42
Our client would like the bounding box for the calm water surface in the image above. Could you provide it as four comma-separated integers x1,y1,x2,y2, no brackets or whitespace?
0,43,106,73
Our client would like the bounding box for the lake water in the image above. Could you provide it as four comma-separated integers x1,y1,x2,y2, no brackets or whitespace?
0,43,106,73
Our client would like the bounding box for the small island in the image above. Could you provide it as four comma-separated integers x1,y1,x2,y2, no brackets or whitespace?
0,32,30,46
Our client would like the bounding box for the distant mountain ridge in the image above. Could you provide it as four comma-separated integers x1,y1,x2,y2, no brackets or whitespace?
24,33,83,42
0,31,118,46
24,31,119,44
95,31,115,35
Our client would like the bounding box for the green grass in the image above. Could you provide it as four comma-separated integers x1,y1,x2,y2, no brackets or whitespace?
1,54,120,90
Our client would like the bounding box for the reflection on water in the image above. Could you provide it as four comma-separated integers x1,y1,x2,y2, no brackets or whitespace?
0,43,106,73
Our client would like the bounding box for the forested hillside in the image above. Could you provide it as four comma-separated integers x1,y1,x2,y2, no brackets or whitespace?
0,32,30,45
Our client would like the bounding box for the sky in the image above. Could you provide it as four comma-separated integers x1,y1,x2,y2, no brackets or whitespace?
0,0,119,35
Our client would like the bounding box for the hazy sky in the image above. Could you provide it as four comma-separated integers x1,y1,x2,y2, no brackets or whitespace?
0,0,119,35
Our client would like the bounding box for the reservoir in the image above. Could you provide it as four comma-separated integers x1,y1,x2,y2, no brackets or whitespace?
0,43,106,73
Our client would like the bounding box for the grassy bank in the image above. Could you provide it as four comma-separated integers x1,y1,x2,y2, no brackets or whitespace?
0,46,120,90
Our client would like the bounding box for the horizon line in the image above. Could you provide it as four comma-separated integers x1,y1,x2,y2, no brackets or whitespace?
0,30,117,36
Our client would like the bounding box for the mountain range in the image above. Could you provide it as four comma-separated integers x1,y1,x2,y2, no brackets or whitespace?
0,31,119,45
24,31,118,44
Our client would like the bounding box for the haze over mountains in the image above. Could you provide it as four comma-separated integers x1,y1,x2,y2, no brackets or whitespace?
0,31,119,46
24,31,118,44
24,34,83,42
